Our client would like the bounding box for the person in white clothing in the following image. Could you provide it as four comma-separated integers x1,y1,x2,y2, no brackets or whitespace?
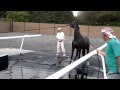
56,27,66,57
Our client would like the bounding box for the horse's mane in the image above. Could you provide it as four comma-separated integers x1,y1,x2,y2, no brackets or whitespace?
74,20,80,30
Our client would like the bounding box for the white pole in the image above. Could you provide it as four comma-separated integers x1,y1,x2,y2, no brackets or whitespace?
99,54,107,79
19,38,25,55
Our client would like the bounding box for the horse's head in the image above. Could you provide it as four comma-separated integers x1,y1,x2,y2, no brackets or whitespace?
70,20,80,30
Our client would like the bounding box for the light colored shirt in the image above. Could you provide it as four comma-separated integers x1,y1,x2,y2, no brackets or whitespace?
56,32,65,40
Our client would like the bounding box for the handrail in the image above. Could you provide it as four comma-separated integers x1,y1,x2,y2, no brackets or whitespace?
0,34,41,54
0,34,41,40
46,43,107,79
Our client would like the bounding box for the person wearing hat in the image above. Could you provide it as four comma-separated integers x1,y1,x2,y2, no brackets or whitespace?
56,27,66,57
98,27,120,79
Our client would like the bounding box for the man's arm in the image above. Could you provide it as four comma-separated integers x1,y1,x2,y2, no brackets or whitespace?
56,33,59,39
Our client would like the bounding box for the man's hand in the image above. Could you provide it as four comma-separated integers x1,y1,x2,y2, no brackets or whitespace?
59,39,63,42
97,50,106,56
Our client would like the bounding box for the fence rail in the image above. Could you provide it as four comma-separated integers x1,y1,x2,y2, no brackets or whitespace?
0,34,41,40
46,43,107,79
1,21,120,38
0,34,41,54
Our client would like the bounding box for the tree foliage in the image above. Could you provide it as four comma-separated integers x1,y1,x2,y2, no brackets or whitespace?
27,11,74,24
1,11,120,26
6,11,30,22
5,11,74,24
0,11,6,18
77,11,120,26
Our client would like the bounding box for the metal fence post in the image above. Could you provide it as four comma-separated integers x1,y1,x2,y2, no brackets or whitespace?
70,27,71,36
24,21,25,32
54,23,55,35
10,18,11,32
39,23,40,33
11,13,13,32
88,25,89,37
10,11,13,32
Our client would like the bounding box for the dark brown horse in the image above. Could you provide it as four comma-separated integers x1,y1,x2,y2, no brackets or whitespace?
69,20,90,79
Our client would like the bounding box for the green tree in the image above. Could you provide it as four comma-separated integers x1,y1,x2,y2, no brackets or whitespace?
77,11,120,26
5,11,74,24
6,11,30,22
27,11,74,24
0,11,6,18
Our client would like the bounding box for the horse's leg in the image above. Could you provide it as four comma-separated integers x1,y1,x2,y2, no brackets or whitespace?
81,49,86,79
77,74,79,79
75,69,79,79
81,74,84,79
83,49,89,79
70,47,74,63
75,74,77,79
74,49,78,61
86,48,89,54
82,49,85,56
78,49,81,59
85,75,87,79
86,48,90,66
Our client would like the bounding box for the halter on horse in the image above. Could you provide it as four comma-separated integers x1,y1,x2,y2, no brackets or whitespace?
69,20,90,79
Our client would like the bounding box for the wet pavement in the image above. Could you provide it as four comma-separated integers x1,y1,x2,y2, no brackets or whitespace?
0,32,108,79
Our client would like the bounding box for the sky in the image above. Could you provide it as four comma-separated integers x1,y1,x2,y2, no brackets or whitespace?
72,11,79,17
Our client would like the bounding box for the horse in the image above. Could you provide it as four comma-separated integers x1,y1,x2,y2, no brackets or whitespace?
69,20,90,79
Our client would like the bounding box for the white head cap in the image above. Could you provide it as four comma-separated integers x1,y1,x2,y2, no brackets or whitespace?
58,27,61,31
101,27,113,38
101,27,120,43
